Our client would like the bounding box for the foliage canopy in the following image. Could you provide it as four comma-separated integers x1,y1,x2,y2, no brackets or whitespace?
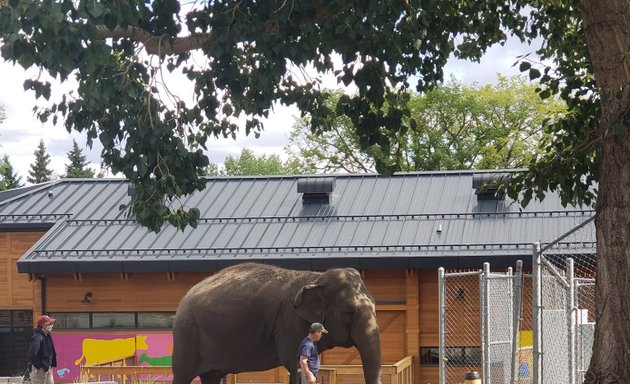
0,1,596,231
288,76,567,174
205,148,314,176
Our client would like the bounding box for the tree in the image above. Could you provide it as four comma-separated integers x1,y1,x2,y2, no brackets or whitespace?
0,104,6,148
0,3,627,380
205,149,314,176
288,76,566,173
64,139,95,178
0,154,23,190
27,139,54,184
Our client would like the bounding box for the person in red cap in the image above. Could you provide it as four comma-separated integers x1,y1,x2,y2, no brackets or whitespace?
27,315,57,384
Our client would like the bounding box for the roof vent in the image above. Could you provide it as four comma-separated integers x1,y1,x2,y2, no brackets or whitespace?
297,177,335,204
472,173,508,200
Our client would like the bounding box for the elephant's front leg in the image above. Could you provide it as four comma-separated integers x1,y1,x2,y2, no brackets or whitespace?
199,371,226,384
286,367,299,384
280,351,299,384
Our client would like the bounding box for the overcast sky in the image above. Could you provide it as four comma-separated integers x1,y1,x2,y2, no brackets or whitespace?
0,37,533,183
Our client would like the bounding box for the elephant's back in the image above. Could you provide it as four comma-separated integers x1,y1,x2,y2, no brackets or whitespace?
176,263,319,319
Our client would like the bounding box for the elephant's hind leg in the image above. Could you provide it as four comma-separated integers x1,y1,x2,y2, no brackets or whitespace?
199,370,226,384
172,373,196,384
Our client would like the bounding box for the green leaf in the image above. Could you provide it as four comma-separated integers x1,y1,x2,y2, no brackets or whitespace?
519,61,531,72
529,68,541,80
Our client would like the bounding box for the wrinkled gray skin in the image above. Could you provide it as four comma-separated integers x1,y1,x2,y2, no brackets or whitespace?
172,263,381,384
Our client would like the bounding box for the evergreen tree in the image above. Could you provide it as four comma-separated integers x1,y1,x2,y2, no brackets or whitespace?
0,155,23,190
27,139,54,184
64,139,95,178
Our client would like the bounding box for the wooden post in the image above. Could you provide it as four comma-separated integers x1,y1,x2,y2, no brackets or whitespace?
405,269,419,383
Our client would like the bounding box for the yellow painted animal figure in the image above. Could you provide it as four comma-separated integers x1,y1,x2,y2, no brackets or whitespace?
74,335,149,365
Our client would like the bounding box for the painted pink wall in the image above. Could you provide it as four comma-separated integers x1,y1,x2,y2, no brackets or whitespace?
52,332,173,382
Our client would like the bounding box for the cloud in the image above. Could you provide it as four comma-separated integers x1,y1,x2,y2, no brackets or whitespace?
444,38,541,85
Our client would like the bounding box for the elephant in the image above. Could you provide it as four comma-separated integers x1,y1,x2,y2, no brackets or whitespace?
172,262,381,384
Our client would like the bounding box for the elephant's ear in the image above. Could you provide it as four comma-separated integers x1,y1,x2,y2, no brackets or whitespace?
294,284,325,322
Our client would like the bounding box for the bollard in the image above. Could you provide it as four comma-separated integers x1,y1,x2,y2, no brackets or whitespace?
464,371,481,384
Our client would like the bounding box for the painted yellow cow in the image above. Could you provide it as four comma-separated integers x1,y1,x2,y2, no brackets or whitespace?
74,335,149,365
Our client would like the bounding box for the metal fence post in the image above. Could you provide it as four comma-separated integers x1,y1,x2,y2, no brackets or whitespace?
482,262,490,384
533,242,542,384
511,260,523,384
438,267,445,384
567,258,576,384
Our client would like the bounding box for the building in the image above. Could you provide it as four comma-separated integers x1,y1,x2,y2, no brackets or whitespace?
0,170,595,382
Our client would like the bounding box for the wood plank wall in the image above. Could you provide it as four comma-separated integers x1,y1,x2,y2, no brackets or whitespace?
2,230,457,384
0,231,46,309
44,272,209,311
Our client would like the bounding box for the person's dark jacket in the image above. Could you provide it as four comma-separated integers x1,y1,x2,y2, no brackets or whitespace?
27,328,57,371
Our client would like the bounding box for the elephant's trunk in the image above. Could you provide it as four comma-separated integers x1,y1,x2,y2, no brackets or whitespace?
352,315,382,384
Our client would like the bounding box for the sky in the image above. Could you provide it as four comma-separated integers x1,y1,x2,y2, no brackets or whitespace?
0,37,533,183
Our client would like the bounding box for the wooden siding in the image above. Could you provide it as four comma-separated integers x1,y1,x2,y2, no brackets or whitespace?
7,237,448,384
363,269,406,303
418,270,439,346
45,273,209,311
416,366,439,384
0,231,45,309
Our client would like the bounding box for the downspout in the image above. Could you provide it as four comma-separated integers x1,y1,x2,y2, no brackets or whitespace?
39,275,47,315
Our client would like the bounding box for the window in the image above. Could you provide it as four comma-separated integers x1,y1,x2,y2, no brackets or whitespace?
445,346,482,366
420,347,439,365
50,312,175,329
138,312,174,329
420,346,482,366
53,313,90,329
0,310,32,375
92,313,135,328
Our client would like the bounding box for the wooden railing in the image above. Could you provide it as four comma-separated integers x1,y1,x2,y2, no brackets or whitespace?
80,356,414,384
318,356,414,384
80,355,171,384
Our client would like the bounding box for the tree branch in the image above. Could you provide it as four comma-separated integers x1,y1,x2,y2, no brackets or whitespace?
94,25,212,56
93,1,357,56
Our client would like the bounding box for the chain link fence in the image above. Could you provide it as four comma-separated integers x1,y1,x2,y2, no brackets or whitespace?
438,215,595,384
536,215,596,384
438,269,484,384
439,264,533,384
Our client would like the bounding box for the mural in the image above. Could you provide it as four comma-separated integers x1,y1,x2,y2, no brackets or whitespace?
52,332,173,383
518,330,533,384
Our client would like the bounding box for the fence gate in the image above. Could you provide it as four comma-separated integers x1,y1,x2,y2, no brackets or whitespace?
439,262,529,384
534,215,596,384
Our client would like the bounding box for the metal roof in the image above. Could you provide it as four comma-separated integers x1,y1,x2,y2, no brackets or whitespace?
0,171,595,274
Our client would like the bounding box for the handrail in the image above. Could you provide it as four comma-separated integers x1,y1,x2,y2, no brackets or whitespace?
80,356,415,384
84,354,136,367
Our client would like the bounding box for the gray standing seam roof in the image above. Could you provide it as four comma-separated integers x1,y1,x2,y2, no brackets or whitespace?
0,171,595,274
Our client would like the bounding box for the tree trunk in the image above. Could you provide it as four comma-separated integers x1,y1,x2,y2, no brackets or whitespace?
580,0,630,383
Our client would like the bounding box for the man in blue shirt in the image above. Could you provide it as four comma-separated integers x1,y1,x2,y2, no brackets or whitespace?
298,322,328,384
